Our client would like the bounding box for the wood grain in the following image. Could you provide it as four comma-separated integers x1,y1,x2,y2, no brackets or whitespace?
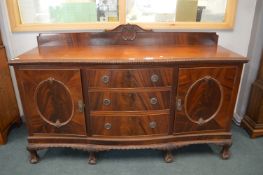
85,68,173,88
10,27,247,163
0,43,20,144
36,28,218,47
9,46,247,65
15,69,87,136
242,51,263,138
91,113,169,136
8,25,247,65
89,91,170,111
242,80,263,138
174,66,239,134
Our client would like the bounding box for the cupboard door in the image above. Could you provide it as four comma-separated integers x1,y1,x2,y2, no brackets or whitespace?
174,67,239,134
16,69,86,136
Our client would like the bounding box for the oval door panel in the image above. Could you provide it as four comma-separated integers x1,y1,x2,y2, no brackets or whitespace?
34,77,74,128
185,76,223,125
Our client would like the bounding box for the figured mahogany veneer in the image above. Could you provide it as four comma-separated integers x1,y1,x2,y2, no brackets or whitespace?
89,91,171,111
15,69,86,135
86,68,173,88
175,67,240,134
9,24,248,164
91,113,170,137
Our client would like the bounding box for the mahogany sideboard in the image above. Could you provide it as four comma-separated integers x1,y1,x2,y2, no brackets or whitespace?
9,25,248,164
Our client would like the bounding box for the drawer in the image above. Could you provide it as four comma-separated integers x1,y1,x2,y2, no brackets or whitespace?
85,68,173,88
89,91,170,111
91,113,169,136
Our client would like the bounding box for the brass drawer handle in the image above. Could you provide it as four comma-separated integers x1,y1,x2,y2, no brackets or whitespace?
151,74,159,83
150,97,158,105
103,99,111,106
101,75,110,84
149,121,157,129
104,123,112,130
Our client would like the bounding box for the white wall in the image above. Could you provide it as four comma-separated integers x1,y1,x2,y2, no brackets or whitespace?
0,1,38,117
218,0,257,56
234,0,263,123
0,0,258,121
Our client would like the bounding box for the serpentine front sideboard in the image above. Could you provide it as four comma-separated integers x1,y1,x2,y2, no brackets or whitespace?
9,25,248,164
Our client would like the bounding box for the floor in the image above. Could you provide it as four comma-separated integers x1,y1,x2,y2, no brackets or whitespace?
0,124,262,175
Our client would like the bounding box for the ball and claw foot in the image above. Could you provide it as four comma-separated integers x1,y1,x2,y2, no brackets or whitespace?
88,152,97,165
28,150,39,164
220,145,231,160
164,150,174,163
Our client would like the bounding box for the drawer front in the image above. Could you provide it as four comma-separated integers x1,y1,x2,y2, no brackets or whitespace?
89,91,170,111
86,68,173,88
91,114,169,136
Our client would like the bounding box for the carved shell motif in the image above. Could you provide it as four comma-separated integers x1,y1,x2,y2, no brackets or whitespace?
34,77,74,128
107,24,152,41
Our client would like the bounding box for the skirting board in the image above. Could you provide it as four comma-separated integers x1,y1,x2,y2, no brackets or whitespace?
233,112,243,126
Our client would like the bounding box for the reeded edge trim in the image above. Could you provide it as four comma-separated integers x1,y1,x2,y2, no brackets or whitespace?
8,57,249,65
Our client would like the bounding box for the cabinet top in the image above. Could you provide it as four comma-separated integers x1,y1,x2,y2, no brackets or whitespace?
9,45,247,65
9,24,248,65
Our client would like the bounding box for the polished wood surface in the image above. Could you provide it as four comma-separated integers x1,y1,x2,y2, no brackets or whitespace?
36,25,218,47
9,25,246,65
85,68,173,88
91,113,169,136
0,35,20,144
175,66,241,134
89,91,170,111
9,46,246,65
242,52,263,138
15,69,86,136
11,25,247,164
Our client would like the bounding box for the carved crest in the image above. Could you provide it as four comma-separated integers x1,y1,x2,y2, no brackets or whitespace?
107,24,153,41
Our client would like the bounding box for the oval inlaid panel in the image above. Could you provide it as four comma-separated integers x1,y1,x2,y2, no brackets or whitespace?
34,78,74,128
185,76,223,125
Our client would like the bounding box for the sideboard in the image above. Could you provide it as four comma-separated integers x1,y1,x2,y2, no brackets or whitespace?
9,24,248,164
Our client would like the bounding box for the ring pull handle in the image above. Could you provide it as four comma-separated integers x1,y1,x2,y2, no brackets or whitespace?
151,74,159,83
103,99,111,106
150,97,158,105
101,75,110,84
149,121,157,129
104,123,112,130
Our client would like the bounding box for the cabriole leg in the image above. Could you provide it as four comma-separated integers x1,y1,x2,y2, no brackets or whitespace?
220,144,231,160
27,149,39,164
88,152,97,165
163,150,174,163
